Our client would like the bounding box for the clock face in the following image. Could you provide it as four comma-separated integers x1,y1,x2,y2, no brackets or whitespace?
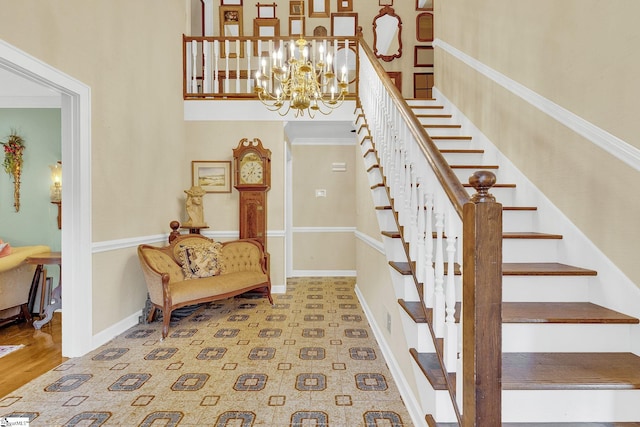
240,153,264,184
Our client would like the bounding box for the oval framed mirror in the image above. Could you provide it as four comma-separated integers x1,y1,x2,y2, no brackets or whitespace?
373,6,402,62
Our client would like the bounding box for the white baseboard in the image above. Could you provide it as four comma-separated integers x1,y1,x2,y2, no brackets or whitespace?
91,310,142,351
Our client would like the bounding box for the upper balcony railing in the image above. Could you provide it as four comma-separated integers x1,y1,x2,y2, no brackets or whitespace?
183,35,359,101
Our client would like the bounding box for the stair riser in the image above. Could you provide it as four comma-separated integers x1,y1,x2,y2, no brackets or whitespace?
464,185,515,205
375,209,399,231
407,100,442,108
454,167,502,183
502,276,589,302
502,389,640,422
382,235,407,263
440,152,486,164
424,127,464,136
502,210,536,232
502,239,560,263
390,269,420,302
432,139,476,150
417,116,456,125
503,324,633,352
400,312,436,353
371,186,390,207
410,360,458,423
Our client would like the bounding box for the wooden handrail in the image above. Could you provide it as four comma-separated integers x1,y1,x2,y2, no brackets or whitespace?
357,38,471,217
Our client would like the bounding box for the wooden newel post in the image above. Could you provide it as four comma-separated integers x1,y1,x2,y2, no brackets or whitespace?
462,170,503,426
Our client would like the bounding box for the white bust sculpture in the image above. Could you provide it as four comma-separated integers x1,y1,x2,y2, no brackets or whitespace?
183,185,207,227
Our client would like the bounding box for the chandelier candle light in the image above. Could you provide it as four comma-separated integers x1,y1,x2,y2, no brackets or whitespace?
254,36,349,117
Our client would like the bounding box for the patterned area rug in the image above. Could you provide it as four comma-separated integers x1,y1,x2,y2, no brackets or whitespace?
0,277,413,426
0,345,23,359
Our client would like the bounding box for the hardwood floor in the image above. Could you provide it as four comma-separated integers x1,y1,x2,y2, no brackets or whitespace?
0,312,65,398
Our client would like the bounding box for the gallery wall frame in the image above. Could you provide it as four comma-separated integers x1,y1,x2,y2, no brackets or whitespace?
337,0,353,12
309,0,330,18
413,72,434,99
192,161,232,193
289,16,305,36
331,12,358,36
416,0,433,11
290,0,304,15
416,12,434,42
254,18,280,37
414,45,434,67
219,6,245,57
256,2,277,18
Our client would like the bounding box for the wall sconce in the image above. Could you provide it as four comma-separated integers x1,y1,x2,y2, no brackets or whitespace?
49,161,62,229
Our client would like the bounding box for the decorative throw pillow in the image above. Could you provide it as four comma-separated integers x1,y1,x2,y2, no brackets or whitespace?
0,240,11,258
177,241,225,279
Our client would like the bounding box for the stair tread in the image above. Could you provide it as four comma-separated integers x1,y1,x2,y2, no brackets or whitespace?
391,261,596,276
503,262,597,276
503,232,562,239
503,302,639,324
439,149,484,153
414,351,640,391
451,164,499,169
402,301,637,325
503,352,640,390
431,135,472,140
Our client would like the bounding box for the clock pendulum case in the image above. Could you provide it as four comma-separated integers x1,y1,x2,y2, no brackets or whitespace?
233,138,271,251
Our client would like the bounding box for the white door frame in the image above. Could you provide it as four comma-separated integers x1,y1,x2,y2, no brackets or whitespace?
0,40,93,357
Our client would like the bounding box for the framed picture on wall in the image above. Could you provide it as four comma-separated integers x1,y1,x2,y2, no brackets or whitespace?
192,161,232,193
219,6,245,57
416,0,433,11
256,3,277,18
413,72,434,99
290,1,304,15
289,16,305,36
337,0,353,12
414,45,434,67
331,13,358,36
309,0,329,18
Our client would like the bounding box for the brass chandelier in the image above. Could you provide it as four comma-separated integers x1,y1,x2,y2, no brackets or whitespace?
254,37,349,118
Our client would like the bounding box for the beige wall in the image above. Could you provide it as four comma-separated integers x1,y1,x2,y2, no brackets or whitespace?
185,121,286,287
0,0,191,334
436,0,640,287
291,144,355,272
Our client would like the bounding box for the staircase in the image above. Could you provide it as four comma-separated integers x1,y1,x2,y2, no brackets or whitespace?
354,95,640,425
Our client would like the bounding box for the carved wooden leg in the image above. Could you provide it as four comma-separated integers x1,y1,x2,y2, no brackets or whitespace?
20,303,32,323
162,310,171,340
146,306,156,323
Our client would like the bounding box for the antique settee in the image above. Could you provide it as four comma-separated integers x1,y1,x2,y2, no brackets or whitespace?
0,244,50,326
137,233,272,339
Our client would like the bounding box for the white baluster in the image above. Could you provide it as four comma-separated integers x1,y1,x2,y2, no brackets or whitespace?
433,194,445,337
246,40,252,93
224,40,229,93
191,40,198,93
424,191,434,308
203,40,210,93
409,165,418,262
444,207,458,371
235,40,240,93
416,179,426,283
213,41,219,94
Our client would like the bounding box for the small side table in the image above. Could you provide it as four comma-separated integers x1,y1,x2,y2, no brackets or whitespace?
25,252,61,330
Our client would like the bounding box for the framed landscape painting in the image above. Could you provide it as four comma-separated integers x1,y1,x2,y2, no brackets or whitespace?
192,161,232,193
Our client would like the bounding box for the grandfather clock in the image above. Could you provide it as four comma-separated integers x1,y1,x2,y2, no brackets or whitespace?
233,138,271,251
